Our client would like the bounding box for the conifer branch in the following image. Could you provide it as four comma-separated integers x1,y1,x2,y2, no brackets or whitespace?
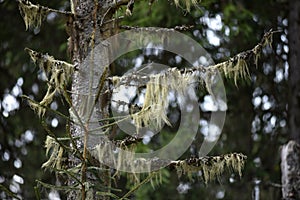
169,153,247,183
109,29,277,87
18,0,74,30
119,25,195,31
90,143,247,183
24,48,74,117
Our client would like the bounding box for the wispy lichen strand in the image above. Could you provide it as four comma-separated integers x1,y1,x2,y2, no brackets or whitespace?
18,0,49,30
42,136,64,170
18,0,73,30
173,153,247,183
91,142,246,184
25,48,74,117
173,0,201,11
111,30,275,115
113,68,194,133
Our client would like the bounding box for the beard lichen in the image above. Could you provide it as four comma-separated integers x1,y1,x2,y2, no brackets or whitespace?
25,87,56,117
206,54,251,88
110,31,276,134
25,48,74,117
18,0,49,30
42,136,64,170
131,74,170,131
91,139,155,185
173,0,201,11
92,140,146,172
173,153,247,183
25,48,74,92
129,68,194,132
220,56,250,87
91,140,246,184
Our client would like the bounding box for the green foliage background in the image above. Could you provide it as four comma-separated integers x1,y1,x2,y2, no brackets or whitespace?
0,0,288,199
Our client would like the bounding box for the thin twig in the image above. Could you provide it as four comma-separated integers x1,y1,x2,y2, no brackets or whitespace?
119,25,194,31
107,29,279,85
120,173,156,200
18,0,74,16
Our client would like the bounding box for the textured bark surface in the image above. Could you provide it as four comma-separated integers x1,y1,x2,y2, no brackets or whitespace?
281,141,300,200
288,0,300,143
68,0,117,199
280,1,300,199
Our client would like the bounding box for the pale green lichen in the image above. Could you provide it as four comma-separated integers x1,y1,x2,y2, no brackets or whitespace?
174,153,247,183
26,48,74,92
25,48,74,117
91,138,246,185
91,141,153,183
26,88,56,117
132,74,170,130
208,31,274,86
253,31,273,67
91,141,166,188
212,56,250,87
149,171,163,189
18,0,49,30
42,136,64,170
173,0,201,11
130,68,194,132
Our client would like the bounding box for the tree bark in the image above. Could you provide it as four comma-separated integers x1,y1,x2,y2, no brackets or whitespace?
68,0,117,199
281,1,300,199
288,0,300,143
281,141,300,200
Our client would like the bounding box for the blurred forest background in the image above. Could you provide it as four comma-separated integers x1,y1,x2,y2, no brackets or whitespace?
0,0,297,199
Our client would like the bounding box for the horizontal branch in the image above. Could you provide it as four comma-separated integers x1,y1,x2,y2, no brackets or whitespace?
102,30,278,144
24,48,75,117
90,143,247,183
114,136,143,146
18,0,73,30
119,25,195,31
108,0,200,12
109,29,277,87
169,153,247,182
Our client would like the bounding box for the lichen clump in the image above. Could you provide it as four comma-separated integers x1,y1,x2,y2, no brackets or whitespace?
25,48,74,117
173,0,201,11
18,0,49,30
174,153,247,183
128,68,194,132
42,136,64,170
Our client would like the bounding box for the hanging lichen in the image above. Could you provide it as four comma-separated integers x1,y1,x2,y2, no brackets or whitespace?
42,136,64,170
173,0,201,11
91,139,155,183
253,31,274,67
26,48,74,91
91,141,169,190
217,55,250,87
25,88,56,117
129,68,194,132
202,31,274,88
111,29,275,131
18,0,50,30
111,32,276,119
18,0,73,30
173,153,247,183
131,74,170,131
91,141,246,184
24,48,74,117
202,68,216,97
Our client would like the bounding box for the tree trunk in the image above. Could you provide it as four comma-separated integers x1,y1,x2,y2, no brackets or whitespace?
288,0,300,143
281,1,300,199
68,0,117,199
281,141,300,200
